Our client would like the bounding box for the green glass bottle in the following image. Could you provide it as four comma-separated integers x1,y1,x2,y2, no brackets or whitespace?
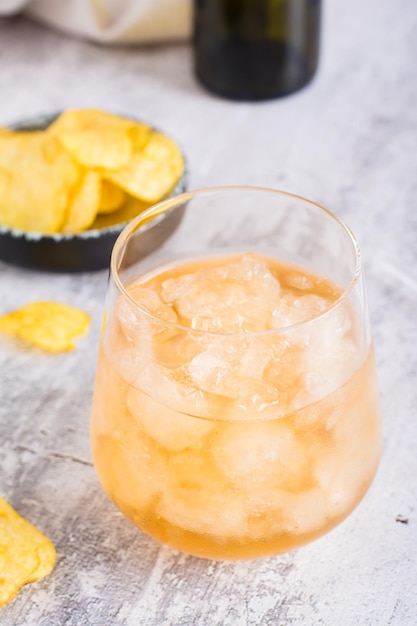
193,0,321,100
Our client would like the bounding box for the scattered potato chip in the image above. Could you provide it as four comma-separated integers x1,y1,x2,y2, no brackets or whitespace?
61,170,101,233
98,179,127,214
107,130,184,203
0,133,78,233
0,496,56,608
0,302,90,352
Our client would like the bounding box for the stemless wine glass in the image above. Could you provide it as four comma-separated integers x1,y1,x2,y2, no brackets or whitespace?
91,187,381,560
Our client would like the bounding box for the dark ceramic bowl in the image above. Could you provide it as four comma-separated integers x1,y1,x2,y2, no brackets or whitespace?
0,113,188,272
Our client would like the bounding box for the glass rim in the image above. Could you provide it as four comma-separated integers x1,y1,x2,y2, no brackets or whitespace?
110,185,362,337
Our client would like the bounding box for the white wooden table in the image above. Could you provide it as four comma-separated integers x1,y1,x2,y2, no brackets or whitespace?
1,1,416,623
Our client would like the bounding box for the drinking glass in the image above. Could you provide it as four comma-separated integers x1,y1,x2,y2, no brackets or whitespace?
91,187,381,560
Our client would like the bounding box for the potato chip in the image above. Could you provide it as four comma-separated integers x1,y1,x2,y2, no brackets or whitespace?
107,130,184,203
127,121,152,151
92,195,150,230
98,179,127,214
61,170,101,233
0,110,184,236
0,496,56,608
0,170,10,210
0,133,78,233
58,129,132,170
49,109,137,170
48,108,135,135
0,302,90,352
0,131,40,169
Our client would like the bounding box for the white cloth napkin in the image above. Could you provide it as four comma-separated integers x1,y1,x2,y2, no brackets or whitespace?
0,0,192,43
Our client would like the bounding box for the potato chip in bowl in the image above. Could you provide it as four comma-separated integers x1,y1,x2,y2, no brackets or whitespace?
0,110,187,271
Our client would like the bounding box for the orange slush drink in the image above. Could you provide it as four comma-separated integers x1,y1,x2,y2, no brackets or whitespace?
91,252,381,559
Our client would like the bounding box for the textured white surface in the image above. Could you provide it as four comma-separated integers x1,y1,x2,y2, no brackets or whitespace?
0,1,416,624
